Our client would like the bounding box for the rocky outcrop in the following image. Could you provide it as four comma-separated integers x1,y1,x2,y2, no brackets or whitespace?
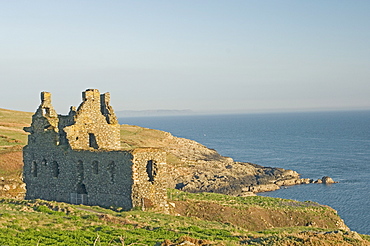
0,176,25,199
156,132,336,196
322,176,336,184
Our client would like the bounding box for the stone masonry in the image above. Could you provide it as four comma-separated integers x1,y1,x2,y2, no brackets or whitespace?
23,89,168,211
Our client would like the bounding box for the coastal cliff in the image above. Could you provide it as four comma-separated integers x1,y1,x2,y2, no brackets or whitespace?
119,124,334,196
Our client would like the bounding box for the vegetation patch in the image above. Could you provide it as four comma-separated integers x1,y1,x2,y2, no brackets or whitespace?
168,189,346,232
0,188,368,245
0,198,244,245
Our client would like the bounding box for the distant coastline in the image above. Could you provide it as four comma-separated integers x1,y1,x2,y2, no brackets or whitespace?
116,108,370,118
115,109,195,117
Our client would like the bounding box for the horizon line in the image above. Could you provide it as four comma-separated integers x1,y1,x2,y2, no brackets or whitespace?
117,106,370,118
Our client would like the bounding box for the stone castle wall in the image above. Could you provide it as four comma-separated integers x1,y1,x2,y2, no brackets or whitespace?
23,89,168,211
131,148,168,209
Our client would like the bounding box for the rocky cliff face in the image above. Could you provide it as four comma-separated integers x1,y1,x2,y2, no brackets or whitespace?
139,129,330,196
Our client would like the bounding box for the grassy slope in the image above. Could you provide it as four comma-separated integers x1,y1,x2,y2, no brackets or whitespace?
120,124,171,150
0,190,368,246
0,108,32,149
168,190,347,231
0,109,32,179
0,108,369,245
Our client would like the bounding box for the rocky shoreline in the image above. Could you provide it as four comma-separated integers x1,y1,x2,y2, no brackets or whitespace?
158,131,336,196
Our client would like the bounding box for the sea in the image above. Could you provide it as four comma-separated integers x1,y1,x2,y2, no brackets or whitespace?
119,110,370,234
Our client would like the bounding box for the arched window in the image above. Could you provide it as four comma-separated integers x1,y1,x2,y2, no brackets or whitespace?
77,183,87,195
146,160,157,184
31,161,38,177
42,159,47,166
92,161,99,175
52,161,59,178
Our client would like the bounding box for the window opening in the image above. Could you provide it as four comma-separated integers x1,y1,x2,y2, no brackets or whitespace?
108,161,115,182
76,160,87,195
76,183,87,194
77,160,84,183
42,159,47,166
89,133,99,149
31,161,38,177
146,160,157,184
42,108,51,115
52,161,59,178
42,108,50,115
92,161,99,175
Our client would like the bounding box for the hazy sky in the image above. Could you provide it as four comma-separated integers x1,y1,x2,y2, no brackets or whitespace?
1,1,370,114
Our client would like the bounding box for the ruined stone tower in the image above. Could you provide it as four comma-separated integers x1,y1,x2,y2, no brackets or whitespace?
23,89,168,211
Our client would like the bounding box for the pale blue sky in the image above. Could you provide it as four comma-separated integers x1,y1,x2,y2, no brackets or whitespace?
1,1,369,114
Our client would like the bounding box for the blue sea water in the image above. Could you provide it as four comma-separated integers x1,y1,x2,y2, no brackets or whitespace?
119,110,370,234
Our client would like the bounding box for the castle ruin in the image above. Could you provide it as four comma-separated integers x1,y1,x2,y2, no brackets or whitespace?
23,89,168,211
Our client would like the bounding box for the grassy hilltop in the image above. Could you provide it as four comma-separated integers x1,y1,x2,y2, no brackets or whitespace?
0,108,369,245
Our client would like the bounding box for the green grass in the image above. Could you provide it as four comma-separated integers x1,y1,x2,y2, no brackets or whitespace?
2,197,336,245
0,193,368,245
119,124,170,150
0,198,244,245
0,130,28,148
168,189,324,210
0,108,32,125
0,108,31,153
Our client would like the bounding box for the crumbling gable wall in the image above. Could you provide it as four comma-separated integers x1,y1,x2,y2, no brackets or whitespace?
63,89,121,150
24,92,59,146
